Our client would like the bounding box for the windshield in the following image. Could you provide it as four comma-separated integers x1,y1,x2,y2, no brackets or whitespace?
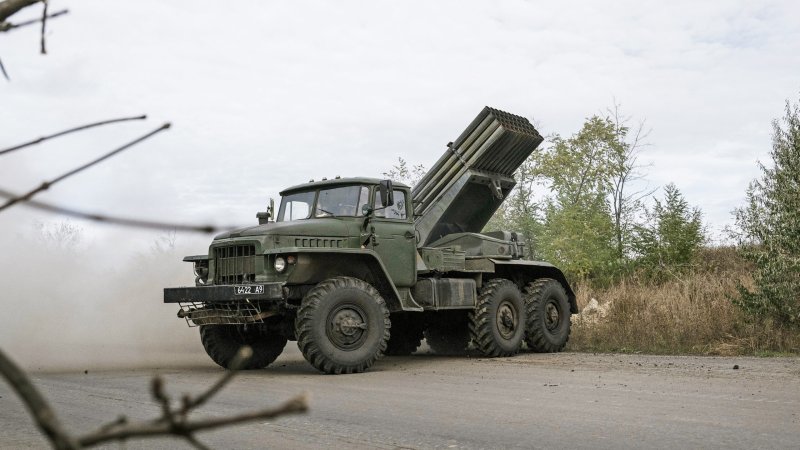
316,185,369,218
277,185,370,221
277,191,314,221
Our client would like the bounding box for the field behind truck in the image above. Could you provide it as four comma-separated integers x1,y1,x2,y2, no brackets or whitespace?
567,246,800,356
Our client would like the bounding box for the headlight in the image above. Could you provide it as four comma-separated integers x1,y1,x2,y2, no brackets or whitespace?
274,256,287,273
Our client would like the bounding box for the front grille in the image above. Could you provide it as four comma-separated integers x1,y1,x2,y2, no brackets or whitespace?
213,244,256,284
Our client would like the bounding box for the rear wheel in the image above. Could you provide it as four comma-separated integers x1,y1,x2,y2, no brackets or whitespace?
524,278,571,352
470,278,526,357
200,325,287,370
295,277,390,374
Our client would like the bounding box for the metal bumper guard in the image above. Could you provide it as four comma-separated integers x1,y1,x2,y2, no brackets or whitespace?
163,283,284,303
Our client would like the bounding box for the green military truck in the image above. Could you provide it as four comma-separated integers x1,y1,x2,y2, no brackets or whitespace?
164,107,577,374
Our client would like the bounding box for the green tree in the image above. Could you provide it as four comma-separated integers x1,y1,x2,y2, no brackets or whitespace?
534,116,622,280
383,157,426,186
633,183,704,273
734,97,800,326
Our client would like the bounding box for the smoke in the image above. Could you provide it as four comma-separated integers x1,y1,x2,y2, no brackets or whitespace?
0,220,211,372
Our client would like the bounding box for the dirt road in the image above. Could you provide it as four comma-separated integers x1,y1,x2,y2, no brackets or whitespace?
1,347,798,449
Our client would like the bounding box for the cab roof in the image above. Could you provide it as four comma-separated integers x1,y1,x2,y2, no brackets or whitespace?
280,177,410,196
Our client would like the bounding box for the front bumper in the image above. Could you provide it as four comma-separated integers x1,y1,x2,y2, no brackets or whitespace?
163,283,284,303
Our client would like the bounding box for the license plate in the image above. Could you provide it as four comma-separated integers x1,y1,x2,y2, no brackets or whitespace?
234,285,264,295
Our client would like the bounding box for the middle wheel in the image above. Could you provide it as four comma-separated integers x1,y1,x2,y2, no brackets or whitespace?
295,276,391,374
469,278,526,357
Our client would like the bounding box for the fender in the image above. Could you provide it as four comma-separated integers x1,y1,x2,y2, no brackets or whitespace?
489,259,578,314
264,247,421,312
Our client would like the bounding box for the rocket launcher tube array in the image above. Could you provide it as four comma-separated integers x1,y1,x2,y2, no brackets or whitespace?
412,107,544,246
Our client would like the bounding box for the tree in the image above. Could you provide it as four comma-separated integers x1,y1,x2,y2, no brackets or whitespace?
382,157,426,186
633,183,704,274
534,116,622,280
733,96,800,326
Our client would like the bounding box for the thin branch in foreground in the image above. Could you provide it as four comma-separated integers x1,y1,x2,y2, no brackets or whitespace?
0,55,8,80
0,187,241,233
0,348,80,450
0,114,147,156
39,0,47,54
0,7,67,32
0,122,170,213
0,345,309,449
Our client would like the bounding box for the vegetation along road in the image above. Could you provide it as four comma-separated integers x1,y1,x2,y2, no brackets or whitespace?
1,347,798,449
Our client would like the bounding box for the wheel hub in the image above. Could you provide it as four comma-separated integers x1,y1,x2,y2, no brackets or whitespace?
496,301,518,340
545,301,560,331
327,304,368,350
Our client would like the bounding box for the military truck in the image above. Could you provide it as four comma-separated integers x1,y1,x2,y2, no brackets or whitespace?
164,107,577,374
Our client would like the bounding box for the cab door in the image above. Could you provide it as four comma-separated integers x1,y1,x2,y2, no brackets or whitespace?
369,187,416,288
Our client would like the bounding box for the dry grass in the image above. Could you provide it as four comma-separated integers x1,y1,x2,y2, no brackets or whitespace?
567,247,800,356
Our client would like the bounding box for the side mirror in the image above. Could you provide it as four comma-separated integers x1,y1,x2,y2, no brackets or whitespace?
378,179,394,207
256,198,276,224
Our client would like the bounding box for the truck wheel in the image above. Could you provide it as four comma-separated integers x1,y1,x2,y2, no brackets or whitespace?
424,316,470,355
470,278,525,357
385,313,425,356
524,278,571,352
200,325,287,370
295,277,390,374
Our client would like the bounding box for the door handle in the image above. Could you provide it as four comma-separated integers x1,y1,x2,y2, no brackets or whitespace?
404,230,415,239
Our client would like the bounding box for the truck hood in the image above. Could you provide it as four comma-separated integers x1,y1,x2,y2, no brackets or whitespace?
214,218,351,240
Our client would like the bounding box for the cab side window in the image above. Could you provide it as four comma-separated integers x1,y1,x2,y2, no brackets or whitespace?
375,189,407,220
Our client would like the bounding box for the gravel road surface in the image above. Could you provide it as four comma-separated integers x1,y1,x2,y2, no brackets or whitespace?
1,346,798,449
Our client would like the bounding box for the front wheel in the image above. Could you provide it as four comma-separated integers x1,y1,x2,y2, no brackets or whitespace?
295,277,391,374
200,325,287,370
524,278,571,352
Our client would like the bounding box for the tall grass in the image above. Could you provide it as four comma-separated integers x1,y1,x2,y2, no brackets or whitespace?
567,247,800,355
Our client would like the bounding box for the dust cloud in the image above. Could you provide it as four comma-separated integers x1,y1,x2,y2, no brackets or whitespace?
0,222,213,372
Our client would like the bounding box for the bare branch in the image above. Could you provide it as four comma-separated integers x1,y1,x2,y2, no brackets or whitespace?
180,347,253,415
0,7,65,31
77,394,309,447
0,9,69,33
0,187,239,233
77,347,308,447
0,114,147,156
0,0,40,23
0,348,80,450
0,55,9,80
0,122,170,213
39,0,46,54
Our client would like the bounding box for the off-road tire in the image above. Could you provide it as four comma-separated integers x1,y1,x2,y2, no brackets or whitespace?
385,313,425,356
524,278,571,352
469,278,526,357
424,316,470,355
200,325,287,370
295,277,390,374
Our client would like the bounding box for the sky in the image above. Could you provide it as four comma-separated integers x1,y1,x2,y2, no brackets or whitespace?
1,0,799,246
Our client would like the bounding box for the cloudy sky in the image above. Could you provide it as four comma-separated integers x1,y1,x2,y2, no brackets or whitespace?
1,0,799,246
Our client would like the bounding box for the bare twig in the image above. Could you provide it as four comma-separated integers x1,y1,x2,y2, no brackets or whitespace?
179,347,253,416
0,187,239,233
0,7,66,31
0,122,170,213
1,345,310,449
0,114,147,156
78,347,308,448
39,0,46,54
0,348,80,450
77,394,309,447
0,55,9,80
0,0,40,23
